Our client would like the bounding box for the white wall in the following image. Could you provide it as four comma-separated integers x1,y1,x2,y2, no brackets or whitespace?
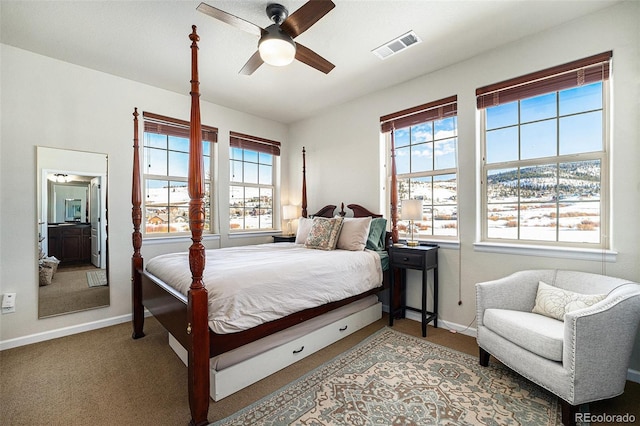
0,44,288,344
287,1,640,370
1,1,638,374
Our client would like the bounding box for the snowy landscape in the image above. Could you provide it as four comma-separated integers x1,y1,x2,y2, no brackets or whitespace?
144,161,600,244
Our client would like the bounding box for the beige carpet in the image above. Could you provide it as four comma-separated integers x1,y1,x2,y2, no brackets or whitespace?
0,316,638,426
38,266,109,317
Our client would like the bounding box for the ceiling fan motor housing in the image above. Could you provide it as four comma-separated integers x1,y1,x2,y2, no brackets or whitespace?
266,3,288,24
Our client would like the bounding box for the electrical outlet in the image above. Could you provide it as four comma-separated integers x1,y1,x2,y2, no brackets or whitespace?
2,293,16,314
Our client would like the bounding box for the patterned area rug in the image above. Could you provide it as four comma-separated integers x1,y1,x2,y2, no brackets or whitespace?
86,270,107,287
212,328,560,426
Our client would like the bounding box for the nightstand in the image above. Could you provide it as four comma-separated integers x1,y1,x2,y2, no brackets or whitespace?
389,244,439,337
272,235,296,243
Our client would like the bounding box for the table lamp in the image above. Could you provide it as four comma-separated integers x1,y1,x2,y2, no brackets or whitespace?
401,199,422,247
282,205,297,236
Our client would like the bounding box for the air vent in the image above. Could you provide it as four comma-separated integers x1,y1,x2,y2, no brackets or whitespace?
372,30,421,60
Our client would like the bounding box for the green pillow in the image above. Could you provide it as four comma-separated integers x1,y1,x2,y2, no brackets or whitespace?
366,217,387,251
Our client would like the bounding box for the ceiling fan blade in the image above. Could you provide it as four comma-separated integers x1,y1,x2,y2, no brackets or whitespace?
281,0,335,39
295,43,335,74
239,51,264,75
197,2,264,38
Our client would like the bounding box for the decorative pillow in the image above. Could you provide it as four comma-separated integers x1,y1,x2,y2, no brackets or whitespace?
365,217,388,251
295,217,314,244
336,217,372,251
305,217,344,250
532,281,606,321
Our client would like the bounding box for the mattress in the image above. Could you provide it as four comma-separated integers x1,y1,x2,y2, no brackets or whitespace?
145,243,383,334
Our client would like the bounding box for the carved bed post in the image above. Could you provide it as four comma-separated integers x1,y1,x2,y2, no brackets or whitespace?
186,25,210,426
389,128,399,243
301,146,308,218
131,107,145,339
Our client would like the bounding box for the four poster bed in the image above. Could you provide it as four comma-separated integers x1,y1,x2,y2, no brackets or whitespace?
131,26,399,426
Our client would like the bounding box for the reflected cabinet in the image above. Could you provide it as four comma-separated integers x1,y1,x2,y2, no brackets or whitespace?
47,224,91,265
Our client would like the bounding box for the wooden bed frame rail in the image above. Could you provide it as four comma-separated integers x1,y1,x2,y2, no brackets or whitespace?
131,25,399,426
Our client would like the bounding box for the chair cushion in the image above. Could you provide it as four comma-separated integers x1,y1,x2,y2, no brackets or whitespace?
484,308,564,362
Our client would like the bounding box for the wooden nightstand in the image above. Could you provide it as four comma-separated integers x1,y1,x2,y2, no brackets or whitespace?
388,244,439,337
272,235,296,243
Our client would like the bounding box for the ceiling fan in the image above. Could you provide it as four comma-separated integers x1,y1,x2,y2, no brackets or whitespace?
197,1,336,75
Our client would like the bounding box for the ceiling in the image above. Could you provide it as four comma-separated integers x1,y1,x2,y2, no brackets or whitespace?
1,0,620,124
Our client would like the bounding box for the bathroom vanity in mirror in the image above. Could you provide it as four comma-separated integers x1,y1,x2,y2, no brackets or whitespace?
47,223,91,265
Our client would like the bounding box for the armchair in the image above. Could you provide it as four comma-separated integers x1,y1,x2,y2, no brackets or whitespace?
476,270,640,426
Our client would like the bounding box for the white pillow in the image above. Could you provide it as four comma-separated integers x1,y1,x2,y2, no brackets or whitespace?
336,217,372,251
295,217,314,244
532,281,606,321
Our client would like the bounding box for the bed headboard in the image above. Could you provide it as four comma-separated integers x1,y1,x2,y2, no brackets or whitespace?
309,203,383,218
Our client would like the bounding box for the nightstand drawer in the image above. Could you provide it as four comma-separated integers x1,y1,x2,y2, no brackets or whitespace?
390,250,424,269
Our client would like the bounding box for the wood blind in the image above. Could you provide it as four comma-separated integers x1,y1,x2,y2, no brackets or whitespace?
142,111,218,142
230,131,281,156
380,95,457,133
476,51,612,109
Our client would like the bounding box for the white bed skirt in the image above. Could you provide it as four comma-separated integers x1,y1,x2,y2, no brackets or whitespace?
169,296,382,401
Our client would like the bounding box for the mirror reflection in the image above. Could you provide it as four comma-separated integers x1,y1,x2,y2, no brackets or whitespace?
37,147,109,318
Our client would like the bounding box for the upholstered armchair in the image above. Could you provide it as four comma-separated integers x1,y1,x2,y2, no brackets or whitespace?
476,270,640,426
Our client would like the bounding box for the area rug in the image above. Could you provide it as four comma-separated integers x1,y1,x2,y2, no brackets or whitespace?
86,270,107,287
211,328,561,426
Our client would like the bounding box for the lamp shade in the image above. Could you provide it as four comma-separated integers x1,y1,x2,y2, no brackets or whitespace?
282,205,298,220
259,25,296,66
401,199,422,221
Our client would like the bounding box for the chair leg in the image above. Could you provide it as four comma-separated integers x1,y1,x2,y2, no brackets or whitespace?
479,347,490,367
560,399,577,426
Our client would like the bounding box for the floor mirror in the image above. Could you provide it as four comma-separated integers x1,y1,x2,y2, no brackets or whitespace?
37,146,109,318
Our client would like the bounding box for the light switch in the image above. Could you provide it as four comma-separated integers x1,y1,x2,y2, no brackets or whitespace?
2,293,16,313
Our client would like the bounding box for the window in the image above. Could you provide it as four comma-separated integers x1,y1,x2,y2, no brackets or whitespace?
229,132,280,232
477,52,611,247
381,96,458,240
142,112,217,235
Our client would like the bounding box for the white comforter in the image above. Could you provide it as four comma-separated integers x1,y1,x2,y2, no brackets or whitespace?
145,243,383,334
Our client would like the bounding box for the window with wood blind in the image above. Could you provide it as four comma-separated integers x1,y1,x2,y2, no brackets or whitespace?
477,52,611,247
229,131,280,232
381,95,458,240
142,111,217,235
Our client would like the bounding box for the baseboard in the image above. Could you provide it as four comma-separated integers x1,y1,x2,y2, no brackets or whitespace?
402,309,478,338
0,310,152,351
627,368,640,384
5,308,640,385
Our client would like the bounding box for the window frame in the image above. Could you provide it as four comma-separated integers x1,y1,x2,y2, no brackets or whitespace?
381,96,459,242
229,131,281,234
478,54,611,249
141,111,217,237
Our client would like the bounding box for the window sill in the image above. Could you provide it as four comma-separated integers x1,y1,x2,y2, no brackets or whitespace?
473,242,617,262
143,233,220,245
228,230,281,239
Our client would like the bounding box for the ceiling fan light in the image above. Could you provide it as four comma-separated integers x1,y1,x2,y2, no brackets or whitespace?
259,26,296,66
